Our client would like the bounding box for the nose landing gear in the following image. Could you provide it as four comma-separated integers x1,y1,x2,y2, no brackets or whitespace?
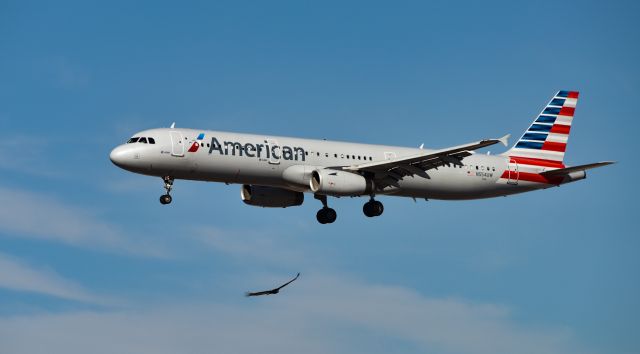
314,194,337,224
160,176,174,205
363,198,384,217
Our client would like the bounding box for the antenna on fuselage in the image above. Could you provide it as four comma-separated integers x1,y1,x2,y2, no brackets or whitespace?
170,122,176,129
419,143,424,149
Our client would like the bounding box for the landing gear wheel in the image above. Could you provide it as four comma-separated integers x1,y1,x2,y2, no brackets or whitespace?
324,208,337,223
160,176,174,205
160,194,172,205
316,207,337,224
373,200,384,216
363,199,384,217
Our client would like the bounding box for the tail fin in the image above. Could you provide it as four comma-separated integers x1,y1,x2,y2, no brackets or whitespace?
504,90,579,163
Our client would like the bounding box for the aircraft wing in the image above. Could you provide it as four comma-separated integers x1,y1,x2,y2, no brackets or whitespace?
540,161,615,177
342,134,509,188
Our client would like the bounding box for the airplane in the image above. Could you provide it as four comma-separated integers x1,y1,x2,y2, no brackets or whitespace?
110,90,613,224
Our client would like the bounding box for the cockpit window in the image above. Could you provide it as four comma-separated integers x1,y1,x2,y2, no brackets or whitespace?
139,137,148,144
148,137,156,144
127,137,139,143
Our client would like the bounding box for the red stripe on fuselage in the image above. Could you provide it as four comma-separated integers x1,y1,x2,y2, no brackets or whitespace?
508,156,565,168
500,170,563,184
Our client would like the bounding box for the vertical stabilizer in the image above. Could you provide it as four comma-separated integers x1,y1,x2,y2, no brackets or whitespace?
504,90,579,165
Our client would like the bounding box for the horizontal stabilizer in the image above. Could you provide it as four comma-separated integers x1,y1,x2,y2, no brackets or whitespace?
540,161,615,177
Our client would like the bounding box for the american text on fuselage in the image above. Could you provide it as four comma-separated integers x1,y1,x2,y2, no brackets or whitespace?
207,137,306,162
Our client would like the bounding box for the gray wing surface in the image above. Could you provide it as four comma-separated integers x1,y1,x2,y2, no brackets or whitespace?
342,134,510,188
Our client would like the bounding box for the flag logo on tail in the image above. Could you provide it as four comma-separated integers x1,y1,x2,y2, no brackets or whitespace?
507,90,579,163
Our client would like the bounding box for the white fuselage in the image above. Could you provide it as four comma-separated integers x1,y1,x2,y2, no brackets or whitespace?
110,128,551,201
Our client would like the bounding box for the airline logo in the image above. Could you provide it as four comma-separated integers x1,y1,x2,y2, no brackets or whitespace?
188,133,206,153
500,90,579,185
509,90,579,163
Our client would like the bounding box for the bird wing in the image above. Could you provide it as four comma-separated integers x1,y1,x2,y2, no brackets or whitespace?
275,272,300,291
245,289,276,297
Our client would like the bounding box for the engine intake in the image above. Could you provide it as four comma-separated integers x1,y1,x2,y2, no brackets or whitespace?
241,185,304,208
310,169,372,196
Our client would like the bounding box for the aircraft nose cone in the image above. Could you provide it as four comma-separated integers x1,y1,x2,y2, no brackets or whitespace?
109,145,129,167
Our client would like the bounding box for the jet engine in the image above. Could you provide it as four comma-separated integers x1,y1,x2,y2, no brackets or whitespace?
310,169,372,196
241,185,304,208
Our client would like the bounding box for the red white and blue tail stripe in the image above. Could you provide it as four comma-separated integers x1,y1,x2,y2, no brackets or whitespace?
505,90,578,163
497,90,613,186
497,91,581,185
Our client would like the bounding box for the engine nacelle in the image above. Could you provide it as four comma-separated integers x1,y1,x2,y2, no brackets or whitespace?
241,185,304,208
310,169,372,196
282,164,318,191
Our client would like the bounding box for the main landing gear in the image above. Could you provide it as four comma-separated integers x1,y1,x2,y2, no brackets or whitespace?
313,195,384,224
160,176,174,205
314,194,337,224
363,197,384,217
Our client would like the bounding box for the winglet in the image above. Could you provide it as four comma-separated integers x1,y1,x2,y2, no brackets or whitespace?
170,122,176,129
499,134,510,147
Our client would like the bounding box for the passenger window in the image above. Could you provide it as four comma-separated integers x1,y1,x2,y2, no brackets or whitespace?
369,157,372,161
358,156,361,160
476,166,478,170
317,152,320,157
139,137,148,144
305,151,308,156
148,137,156,144
346,155,350,159
334,154,337,158
492,167,495,171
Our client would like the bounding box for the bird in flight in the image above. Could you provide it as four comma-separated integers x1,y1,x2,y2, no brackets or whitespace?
245,273,300,297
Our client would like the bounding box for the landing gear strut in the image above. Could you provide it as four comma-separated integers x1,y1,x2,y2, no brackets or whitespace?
160,176,174,205
363,197,383,217
314,194,337,224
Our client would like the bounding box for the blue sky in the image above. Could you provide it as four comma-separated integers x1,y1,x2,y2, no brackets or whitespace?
0,1,638,353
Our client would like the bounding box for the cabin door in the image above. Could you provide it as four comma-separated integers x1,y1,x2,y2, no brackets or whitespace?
170,131,185,157
507,159,519,185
